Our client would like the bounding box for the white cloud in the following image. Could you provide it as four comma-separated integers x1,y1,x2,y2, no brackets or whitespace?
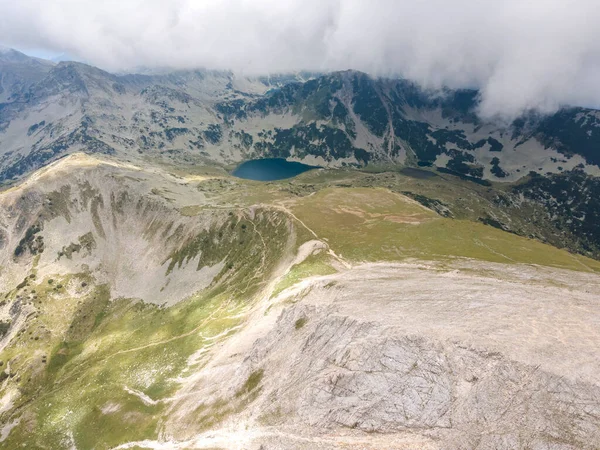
1,0,600,118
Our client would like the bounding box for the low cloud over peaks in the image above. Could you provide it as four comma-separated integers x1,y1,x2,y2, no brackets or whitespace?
2,0,600,119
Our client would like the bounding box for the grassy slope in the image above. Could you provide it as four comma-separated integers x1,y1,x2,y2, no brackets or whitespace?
3,282,234,449
194,165,595,265
0,209,291,450
271,253,338,299
285,165,600,261
291,187,600,272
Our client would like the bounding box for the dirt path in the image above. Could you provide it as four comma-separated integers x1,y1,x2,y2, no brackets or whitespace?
111,425,435,450
52,301,233,388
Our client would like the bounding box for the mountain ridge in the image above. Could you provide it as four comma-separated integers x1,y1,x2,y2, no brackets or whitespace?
1,51,600,186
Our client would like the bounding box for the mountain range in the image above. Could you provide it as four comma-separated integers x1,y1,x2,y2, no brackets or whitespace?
2,48,600,182
2,48,600,259
0,48,600,449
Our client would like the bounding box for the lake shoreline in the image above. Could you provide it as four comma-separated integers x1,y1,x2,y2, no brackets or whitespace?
232,158,320,181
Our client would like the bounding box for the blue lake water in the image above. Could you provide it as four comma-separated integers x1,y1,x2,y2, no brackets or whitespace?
232,158,319,181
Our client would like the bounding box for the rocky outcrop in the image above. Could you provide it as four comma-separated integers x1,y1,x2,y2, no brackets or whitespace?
244,304,600,449
159,261,600,449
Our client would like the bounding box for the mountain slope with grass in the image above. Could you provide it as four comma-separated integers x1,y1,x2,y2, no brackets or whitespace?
0,154,599,449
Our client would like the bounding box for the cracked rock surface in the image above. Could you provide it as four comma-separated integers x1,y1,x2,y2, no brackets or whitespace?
161,261,600,449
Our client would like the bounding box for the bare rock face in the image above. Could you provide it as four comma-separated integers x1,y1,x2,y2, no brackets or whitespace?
152,259,600,449
235,303,600,449
298,324,455,432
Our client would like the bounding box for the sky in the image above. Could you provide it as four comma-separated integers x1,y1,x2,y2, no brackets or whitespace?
1,0,600,119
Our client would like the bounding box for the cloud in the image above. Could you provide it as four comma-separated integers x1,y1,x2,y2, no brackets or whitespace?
1,0,600,118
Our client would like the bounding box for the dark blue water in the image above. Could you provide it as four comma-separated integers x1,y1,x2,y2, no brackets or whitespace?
232,158,319,181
